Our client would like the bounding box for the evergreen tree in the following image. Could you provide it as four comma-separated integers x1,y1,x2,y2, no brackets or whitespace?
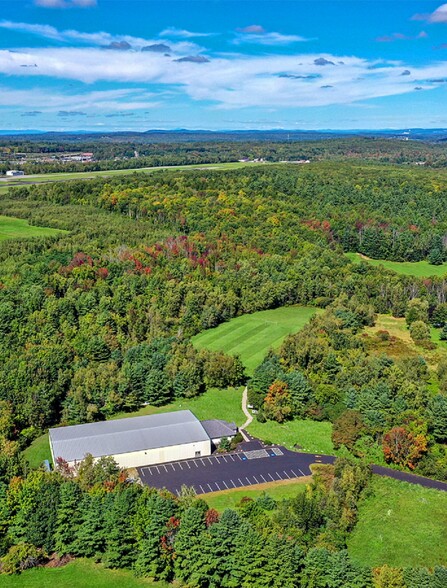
174,504,208,585
55,481,83,555
74,492,108,558
103,485,140,569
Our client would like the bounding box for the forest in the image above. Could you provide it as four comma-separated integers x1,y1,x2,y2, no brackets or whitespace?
0,160,447,582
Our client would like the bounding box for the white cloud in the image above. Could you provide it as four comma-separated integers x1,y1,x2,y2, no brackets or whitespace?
233,31,309,45
0,21,200,54
160,27,215,38
35,0,96,7
429,3,447,22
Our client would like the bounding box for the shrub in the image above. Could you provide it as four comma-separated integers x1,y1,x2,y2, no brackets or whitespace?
1,543,46,575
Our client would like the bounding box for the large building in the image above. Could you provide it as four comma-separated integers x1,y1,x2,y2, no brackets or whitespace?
49,410,213,469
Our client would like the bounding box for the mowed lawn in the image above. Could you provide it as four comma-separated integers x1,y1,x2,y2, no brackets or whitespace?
348,476,447,568
0,215,65,241
0,559,168,588
205,478,309,511
346,252,447,277
192,306,318,375
248,419,334,455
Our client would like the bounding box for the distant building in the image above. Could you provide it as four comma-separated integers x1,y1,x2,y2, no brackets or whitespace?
5,170,24,176
201,419,238,447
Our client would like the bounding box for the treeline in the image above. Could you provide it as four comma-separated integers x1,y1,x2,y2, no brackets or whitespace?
249,298,447,480
2,456,445,587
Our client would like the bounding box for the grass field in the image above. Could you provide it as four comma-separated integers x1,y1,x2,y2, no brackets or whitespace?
346,252,447,277
205,477,309,511
0,215,65,241
0,558,168,588
192,306,318,375
23,434,52,469
248,418,334,454
348,475,447,568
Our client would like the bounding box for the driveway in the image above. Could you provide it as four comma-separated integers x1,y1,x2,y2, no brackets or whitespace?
137,442,334,495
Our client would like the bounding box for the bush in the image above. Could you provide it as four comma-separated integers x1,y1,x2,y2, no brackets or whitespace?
1,543,46,575
409,320,430,343
218,437,231,452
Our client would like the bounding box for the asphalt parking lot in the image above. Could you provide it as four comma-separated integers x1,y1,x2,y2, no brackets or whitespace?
137,443,334,495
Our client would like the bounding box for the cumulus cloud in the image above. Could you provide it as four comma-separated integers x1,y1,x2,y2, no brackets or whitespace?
237,25,266,34
35,0,96,7
412,4,447,23
142,44,171,53
174,55,210,63
234,28,309,45
314,57,335,66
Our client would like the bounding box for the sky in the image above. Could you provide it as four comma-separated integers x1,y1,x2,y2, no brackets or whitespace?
1,1,447,130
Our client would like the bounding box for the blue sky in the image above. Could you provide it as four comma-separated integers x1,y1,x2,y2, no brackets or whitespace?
1,0,447,130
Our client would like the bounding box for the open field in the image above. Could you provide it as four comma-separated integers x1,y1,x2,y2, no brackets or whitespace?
27,387,245,468
0,558,168,588
348,475,447,568
192,305,319,375
0,215,65,241
248,418,334,455
0,161,267,191
346,252,447,277
205,477,309,511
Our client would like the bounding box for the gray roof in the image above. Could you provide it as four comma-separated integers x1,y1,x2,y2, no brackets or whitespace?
49,410,209,463
200,419,238,440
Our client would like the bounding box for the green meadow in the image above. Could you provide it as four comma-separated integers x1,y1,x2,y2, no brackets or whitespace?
0,559,168,588
0,215,65,241
192,305,318,375
346,252,447,277
348,476,447,568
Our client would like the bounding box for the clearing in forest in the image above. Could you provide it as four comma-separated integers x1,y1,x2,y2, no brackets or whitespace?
192,305,318,375
346,252,447,277
348,475,447,568
0,215,65,241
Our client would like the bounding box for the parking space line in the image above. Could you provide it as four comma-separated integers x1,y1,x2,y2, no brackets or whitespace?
222,456,228,463
290,469,298,477
275,472,282,480
238,478,243,486
207,483,213,492
179,463,183,470
155,465,160,474
163,465,169,472
199,484,205,493
253,475,259,484
185,461,191,469
230,479,236,488
170,463,175,471
260,474,267,482
222,480,229,489
299,469,306,476
229,455,235,461
207,457,213,465
245,477,251,484
283,471,291,479
215,482,220,490
201,459,206,466
194,461,199,468
268,473,275,481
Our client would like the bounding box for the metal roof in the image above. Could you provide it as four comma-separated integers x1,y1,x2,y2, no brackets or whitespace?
200,419,238,440
49,410,209,463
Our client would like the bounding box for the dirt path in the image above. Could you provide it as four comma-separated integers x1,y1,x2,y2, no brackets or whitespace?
240,387,253,440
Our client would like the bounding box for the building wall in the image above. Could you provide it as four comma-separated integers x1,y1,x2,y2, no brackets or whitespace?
61,439,212,469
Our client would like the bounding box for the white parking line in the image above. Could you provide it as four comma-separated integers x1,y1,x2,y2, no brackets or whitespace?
245,477,251,484
194,461,199,468
290,469,298,477
155,465,160,474
238,478,243,486
275,472,282,480
268,473,275,481
230,479,236,488
253,475,260,484
215,482,220,490
222,456,228,463
179,463,183,470
222,480,229,489
299,469,306,476
163,465,169,472
201,459,206,466
199,484,205,493
207,457,213,465
170,463,175,471
260,474,267,482
229,455,235,461
207,483,213,492
283,471,291,479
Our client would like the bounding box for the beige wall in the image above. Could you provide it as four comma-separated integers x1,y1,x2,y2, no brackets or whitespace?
64,439,211,469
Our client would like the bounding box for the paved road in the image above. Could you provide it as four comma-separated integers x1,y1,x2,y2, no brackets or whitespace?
137,443,334,496
372,465,447,492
